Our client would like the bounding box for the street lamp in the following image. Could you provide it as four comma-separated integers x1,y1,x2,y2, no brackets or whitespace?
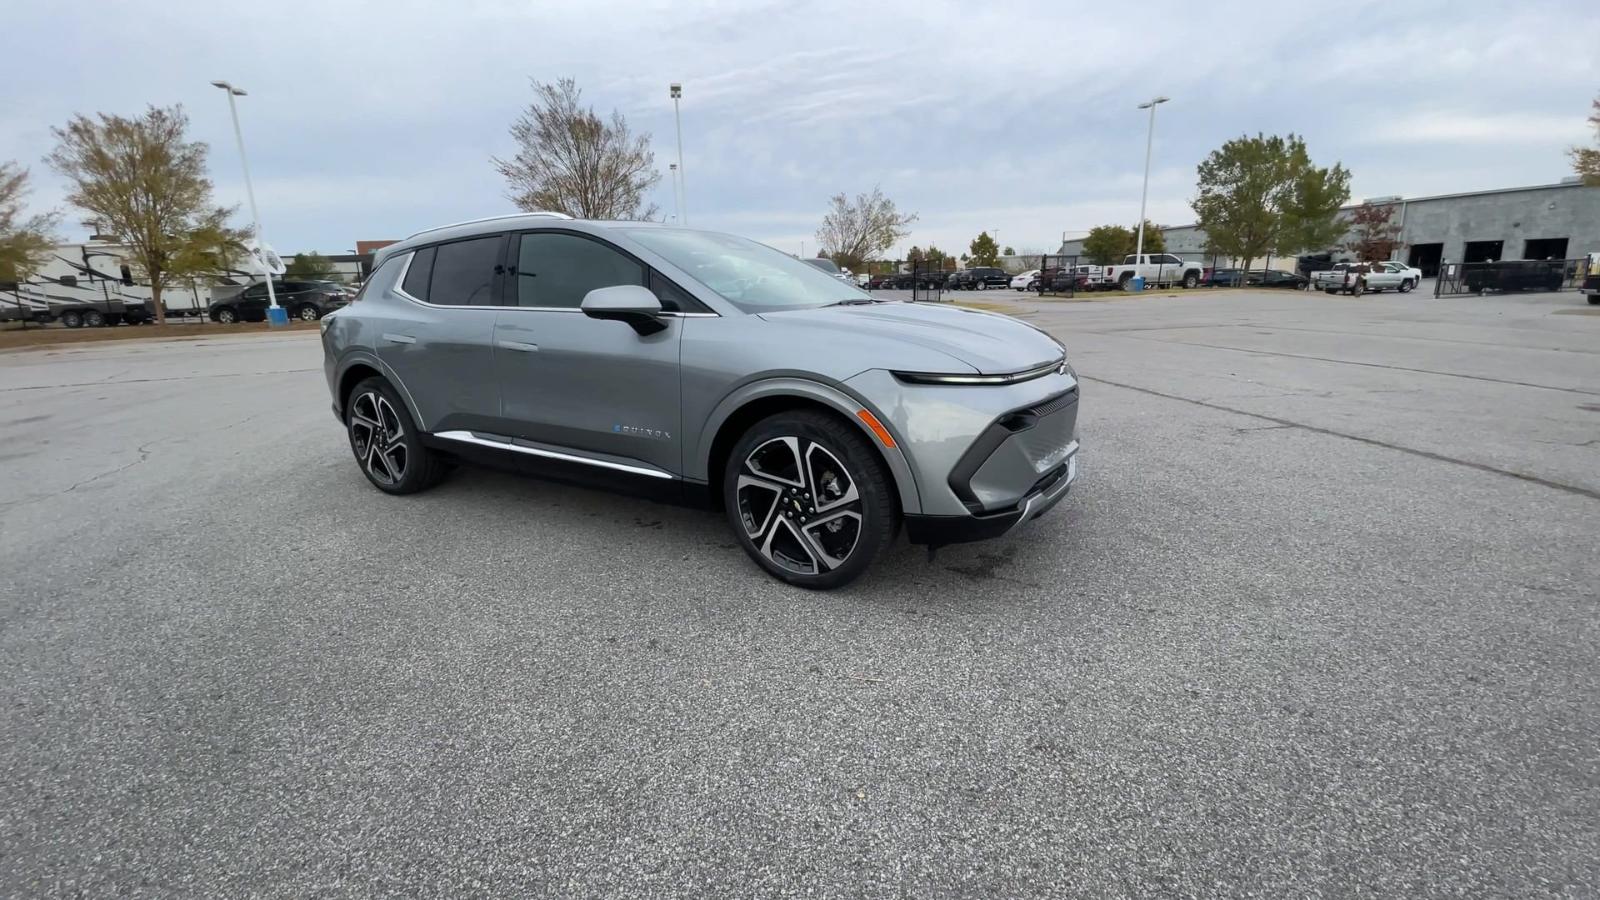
669,82,686,225
1133,96,1169,271
211,79,281,323
669,162,680,224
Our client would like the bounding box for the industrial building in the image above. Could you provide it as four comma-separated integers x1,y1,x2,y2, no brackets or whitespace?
1056,178,1600,275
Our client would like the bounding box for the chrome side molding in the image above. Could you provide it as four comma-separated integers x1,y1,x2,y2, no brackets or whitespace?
432,430,674,480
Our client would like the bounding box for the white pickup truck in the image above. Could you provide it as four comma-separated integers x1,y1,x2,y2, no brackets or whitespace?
1102,253,1204,290
1312,260,1423,295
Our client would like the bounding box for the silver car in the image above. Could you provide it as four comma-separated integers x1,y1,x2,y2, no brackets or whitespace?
321,213,1079,589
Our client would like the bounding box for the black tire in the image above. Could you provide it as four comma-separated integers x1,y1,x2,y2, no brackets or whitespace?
296,304,321,322
723,410,898,590
1350,279,1365,297
61,310,84,328
1588,295,1599,305
1118,272,1134,291
83,310,106,327
345,376,449,495
1182,271,1199,289
1324,288,1338,295
215,306,238,324
976,281,987,291
1399,279,1414,293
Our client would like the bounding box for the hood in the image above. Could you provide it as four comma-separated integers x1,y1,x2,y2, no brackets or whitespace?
758,302,1063,375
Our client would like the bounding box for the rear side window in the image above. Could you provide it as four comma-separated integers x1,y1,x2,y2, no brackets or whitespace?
515,232,645,309
428,236,502,306
401,247,435,300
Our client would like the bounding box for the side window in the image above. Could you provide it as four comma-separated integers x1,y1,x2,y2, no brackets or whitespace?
1123,255,1137,265
401,247,435,300
428,236,502,306
515,232,645,309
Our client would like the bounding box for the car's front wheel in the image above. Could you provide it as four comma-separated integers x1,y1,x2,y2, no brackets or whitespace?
1182,271,1199,288
297,304,321,321
346,377,448,495
1399,279,1414,293
724,410,898,590
215,307,238,324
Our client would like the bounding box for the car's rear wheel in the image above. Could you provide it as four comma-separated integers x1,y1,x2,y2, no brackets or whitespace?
61,311,83,328
976,281,987,291
724,410,897,590
215,307,238,324
83,310,106,327
1118,272,1134,290
346,377,448,495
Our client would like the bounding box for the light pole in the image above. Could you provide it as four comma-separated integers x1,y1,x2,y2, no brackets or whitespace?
1134,96,1169,269
669,82,686,225
669,163,680,224
211,80,281,323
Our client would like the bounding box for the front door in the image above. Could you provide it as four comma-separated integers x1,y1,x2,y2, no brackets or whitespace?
493,230,683,475
374,235,506,434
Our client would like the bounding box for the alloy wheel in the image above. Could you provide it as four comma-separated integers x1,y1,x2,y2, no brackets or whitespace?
349,391,408,486
735,436,863,576
298,305,320,321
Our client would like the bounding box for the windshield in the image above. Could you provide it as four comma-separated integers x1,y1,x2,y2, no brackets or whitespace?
622,228,872,312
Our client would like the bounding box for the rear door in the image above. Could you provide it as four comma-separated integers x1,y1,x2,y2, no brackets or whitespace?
375,235,506,434
493,229,686,475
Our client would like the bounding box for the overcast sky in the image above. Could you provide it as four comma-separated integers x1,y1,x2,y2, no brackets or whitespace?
2,0,1595,258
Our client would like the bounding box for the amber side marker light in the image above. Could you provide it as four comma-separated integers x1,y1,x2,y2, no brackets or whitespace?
856,409,897,448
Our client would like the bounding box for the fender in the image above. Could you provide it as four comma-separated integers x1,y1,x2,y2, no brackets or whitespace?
692,376,923,516
333,348,426,431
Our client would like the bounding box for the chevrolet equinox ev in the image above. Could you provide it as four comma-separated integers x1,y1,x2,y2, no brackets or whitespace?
322,213,1080,589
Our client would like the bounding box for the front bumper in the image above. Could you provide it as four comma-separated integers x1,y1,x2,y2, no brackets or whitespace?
904,443,1078,546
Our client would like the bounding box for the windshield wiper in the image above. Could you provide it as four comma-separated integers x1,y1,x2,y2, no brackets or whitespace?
825,298,876,306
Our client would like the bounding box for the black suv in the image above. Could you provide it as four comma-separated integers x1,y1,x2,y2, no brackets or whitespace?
947,267,1010,290
209,280,351,323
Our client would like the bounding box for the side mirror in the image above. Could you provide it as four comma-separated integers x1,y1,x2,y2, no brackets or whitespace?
580,284,666,335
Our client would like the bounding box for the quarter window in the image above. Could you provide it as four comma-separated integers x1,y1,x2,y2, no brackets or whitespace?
515,233,645,309
428,237,501,306
401,247,435,300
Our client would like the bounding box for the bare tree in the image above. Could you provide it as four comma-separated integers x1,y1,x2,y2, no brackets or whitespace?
815,186,916,271
46,105,235,324
493,78,661,220
0,161,59,284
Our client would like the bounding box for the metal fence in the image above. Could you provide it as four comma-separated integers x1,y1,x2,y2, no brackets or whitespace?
1434,258,1581,297
910,259,950,302
1034,255,1081,298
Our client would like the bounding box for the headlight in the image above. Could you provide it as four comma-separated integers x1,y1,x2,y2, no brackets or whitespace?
893,357,1067,385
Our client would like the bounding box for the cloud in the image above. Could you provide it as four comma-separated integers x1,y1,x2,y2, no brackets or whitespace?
1,0,1594,255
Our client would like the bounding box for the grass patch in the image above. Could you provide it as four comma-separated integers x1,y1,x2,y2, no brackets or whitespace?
0,320,321,351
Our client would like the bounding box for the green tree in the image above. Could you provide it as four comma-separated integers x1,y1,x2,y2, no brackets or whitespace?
0,161,58,285
816,185,916,271
1131,219,1166,255
1570,94,1600,187
166,214,247,302
1082,225,1133,265
968,231,999,266
285,250,338,281
1191,133,1350,278
1002,245,1015,256
906,245,923,265
46,105,236,324
493,78,661,220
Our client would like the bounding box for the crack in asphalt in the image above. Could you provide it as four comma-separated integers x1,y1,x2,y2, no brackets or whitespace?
1082,375,1600,503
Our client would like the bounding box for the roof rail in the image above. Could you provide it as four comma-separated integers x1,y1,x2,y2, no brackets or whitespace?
405,211,573,240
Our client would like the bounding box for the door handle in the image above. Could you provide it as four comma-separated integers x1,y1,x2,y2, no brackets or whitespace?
497,339,538,352
382,333,416,344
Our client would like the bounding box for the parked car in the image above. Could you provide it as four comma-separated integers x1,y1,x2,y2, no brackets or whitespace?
947,267,1011,291
209,280,351,323
800,257,857,289
1253,270,1309,289
1582,253,1600,305
1011,269,1040,291
322,214,1080,589
1315,261,1422,295
913,270,950,289
866,273,896,290
1102,254,1204,290
1461,260,1564,294
1207,268,1246,287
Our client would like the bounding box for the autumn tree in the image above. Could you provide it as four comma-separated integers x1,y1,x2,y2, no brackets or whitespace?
968,231,1000,266
493,78,661,220
47,105,236,323
0,161,58,285
1191,133,1350,278
815,186,916,271
1572,94,1600,186
1344,202,1404,261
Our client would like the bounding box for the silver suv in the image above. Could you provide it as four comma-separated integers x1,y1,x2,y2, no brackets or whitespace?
321,213,1079,589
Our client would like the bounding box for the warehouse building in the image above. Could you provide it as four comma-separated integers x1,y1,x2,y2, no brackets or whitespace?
1057,178,1600,276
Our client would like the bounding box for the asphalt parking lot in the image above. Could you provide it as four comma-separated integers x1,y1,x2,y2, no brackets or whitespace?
2,287,1597,896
